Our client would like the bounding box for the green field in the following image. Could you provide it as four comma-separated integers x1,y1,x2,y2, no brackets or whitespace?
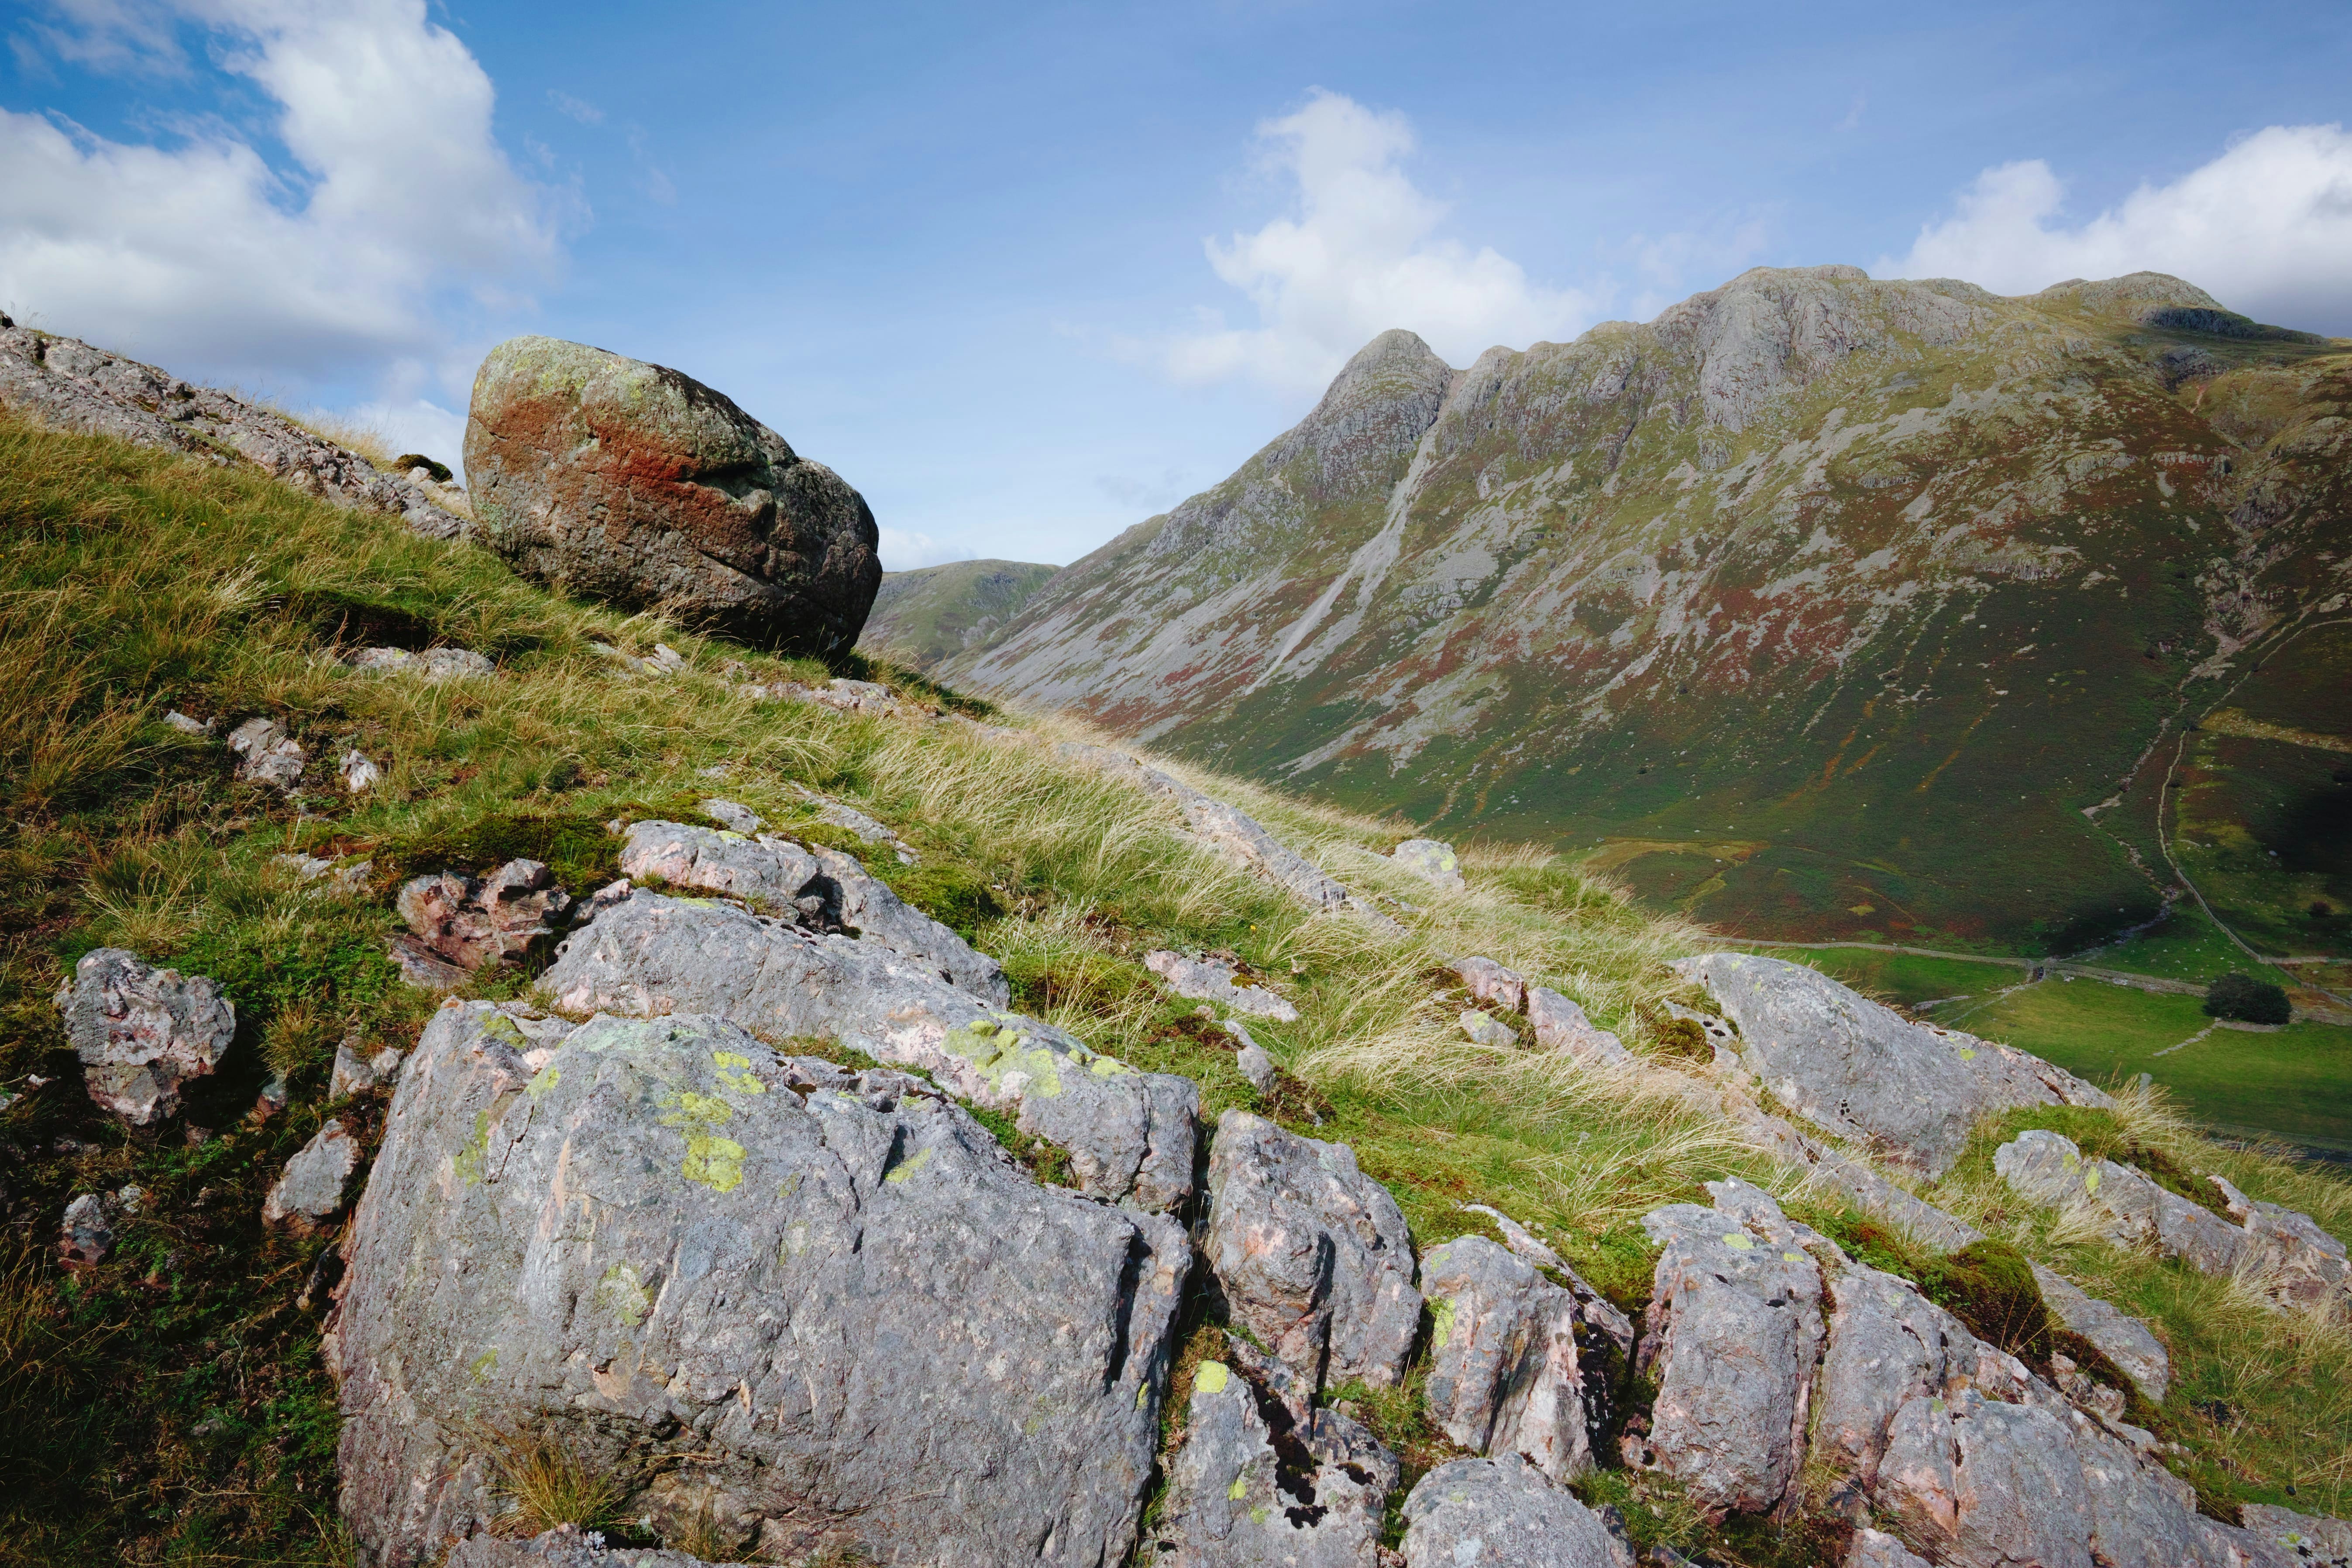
2067,901,2253,984
1743,943,2352,1154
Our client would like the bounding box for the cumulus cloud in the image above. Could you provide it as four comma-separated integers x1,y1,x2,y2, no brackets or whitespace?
1165,89,1598,390
877,528,974,573
0,0,564,400
1883,124,2352,334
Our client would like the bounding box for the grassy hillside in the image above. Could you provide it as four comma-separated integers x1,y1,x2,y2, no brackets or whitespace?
855,557,1057,669
3,414,2349,1564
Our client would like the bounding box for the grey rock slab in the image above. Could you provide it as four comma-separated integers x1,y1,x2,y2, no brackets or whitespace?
227,716,306,789
1813,1261,1981,1493
0,324,469,538
349,646,495,678
1875,1387,2096,1568
55,947,236,1125
1146,950,1300,1022
808,842,1008,1005
335,1005,1188,1568
1799,1138,1986,1253
58,1191,114,1267
1676,953,2110,1177
1399,1455,1632,1568
542,889,1193,1209
464,336,878,655
164,710,215,735
1391,839,1465,891
1459,1009,1516,1048
1633,1180,1828,1514
1846,1528,1932,1568
1151,1355,1398,1568
262,1119,359,1234
1204,1108,1420,1391
699,797,763,834
2211,1173,2352,1308
1227,1019,1279,1093
1995,1130,2252,1276
330,1036,379,1098
385,934,470,991
789,784,917,862
1420,1235,1596,1480
1451,957,1524,1013
621,820,820,911
2244,1504,2352,1565
1525,988,1631,1065
2032,1263,2170,1403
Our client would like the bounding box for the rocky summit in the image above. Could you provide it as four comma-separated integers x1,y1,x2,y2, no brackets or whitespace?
465,336,882,655
930,268,2351,950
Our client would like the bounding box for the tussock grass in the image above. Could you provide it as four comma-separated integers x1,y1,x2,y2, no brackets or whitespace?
0,411,2346,1559
484,1425,629,1537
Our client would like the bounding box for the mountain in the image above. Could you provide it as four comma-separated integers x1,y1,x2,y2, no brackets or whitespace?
857,557,1058,669
940,267,2352,954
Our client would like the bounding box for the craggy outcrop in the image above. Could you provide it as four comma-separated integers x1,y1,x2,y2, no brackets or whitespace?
55,947,236,1126
1203,1109,1420,1392
335,1005,1187,1568
464,336,880,654
1678,954,2111,1176
542,889,1195,1210
390,859,572,987
1420,1235,1609,1480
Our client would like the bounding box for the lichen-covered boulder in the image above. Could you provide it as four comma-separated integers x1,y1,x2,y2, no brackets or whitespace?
55,947,237,1125
542,889,1193,1210
1398,1455,1631,1568
1632,1181,1828,1515
1420,1235,1601,1480
1390,839,1465,891
1811,1261,1986,1494
464,336,880,654
1149,1353,1398,1568
1675,953,2111,1177
1994,1130,2251,1276
1203,1110,1420,1392
335,1005,1188,1568
619,821,1007,1003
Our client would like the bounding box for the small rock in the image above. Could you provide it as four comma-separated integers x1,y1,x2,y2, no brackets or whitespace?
385,935,471,991
1146,950,1300,1022
55,947,237,1125
368,1046,405,1084
263,1120,360,1234
791,783,917,861
1452,956,1525,1012
341,748,382,792
1526,988,1633,1064
701,797,763,834
348,646,494,678
330,1036,378,1098
1390,837,1467,890
1226,1019,1279,1092
116,1183,144,1215
696,762,731,778
253,1073,290,1122
226,716,306,789
58,1192,114,1268
644,642,687,675
1846,1527,1932,1568
1400,1454,1633,1568
1204,1108,1420,1390
163,710,215,736
393,859,573,973
1461,1009,1516,1048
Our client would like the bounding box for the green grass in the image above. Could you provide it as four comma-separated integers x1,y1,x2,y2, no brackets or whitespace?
1738,944,2026,1009
2071,900,2256,984
2,412,2347,1560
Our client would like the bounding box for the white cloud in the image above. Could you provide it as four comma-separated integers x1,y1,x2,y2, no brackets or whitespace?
1883,124,2352,333
346,395,468,473
548,89,603,125
0,0,564,395
877,527,974,573
1165,89,1599,390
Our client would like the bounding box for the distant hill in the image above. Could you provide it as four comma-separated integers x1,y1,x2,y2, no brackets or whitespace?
856,557,1057,669
934,267,2352,956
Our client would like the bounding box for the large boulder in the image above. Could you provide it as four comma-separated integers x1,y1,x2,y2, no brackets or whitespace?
335,1004,1188,1568
1420,1235,1607,1480
1149,1350,1398,1568
619,820,1007,1003
1398,1455,1631,1568
1202,1110,1420,1393
542,889,1194,1210
464,336,880,654
55,947,237,1125
1675,954,2111,1177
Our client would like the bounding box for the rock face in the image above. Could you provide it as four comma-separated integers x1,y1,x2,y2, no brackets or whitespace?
1634,1180,1829,1514
542,889,1195,1210
1151,1353,1399,1568
56,947,237,1125
2030,1264,2171,1402
0,322,468,537
1420,1235,1607,1481
1203,1110,1420,1393
619,820,1007,1003
935,269,2352,955
335,1005,1187,1568
391,860,573,982
447,1529,750,1568
1146,950,1301,1022
262,1120,360,1234
1678,954,2111,1177
464,336,881,654
1398,1455,1631,1568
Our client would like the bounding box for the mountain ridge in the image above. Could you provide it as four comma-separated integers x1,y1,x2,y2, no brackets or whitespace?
935,265,2352,954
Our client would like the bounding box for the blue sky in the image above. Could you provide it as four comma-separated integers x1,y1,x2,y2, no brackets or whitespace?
5,1,2349,570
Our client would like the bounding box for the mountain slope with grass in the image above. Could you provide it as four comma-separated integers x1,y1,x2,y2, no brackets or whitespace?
855,556,1058,669
940,268,2352,960
2,407,2350,1566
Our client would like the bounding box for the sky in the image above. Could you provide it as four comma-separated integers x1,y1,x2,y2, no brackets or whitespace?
4,1,2350,571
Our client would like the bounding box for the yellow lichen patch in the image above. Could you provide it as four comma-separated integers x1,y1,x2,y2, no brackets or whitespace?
480,1013,529,1046
1430,1297,1458,1351
1194,1360,1229,1395
595,1261,652,1328
712,1050,767,1096
660,1090,748,1191
941,1020,1066,1099
1088,1053,1133,1077
1722,1232,1754,1250
1229,1475,1251,1501
526,1064,562,1100
884,1147,934,1185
